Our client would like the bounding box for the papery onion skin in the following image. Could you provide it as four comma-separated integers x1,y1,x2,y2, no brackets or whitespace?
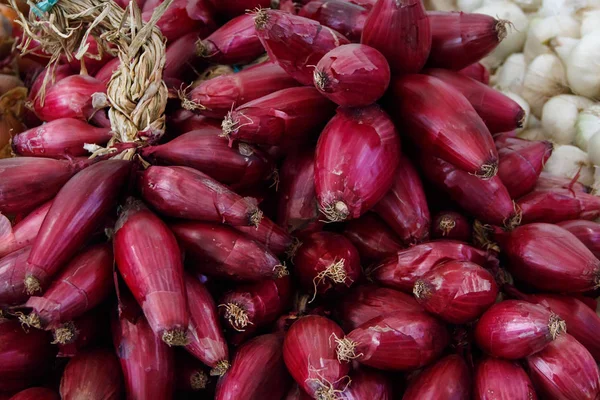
518,189,600,224
402,355,470,400
0,246,32,306
341,368,393,400
216,334,291,400
526,334,600,400
361,0,431,75
0,200,50,259
8,388,60,400
59,349,124,400
458,62,489,84
475,300,566,359
315,105,401,222
392,75,497,178
299,0,368,42
501,223,600,293
431,211,472,242
474,357,537,400
342,213,403,264
283,315,350,398
557,220,600,259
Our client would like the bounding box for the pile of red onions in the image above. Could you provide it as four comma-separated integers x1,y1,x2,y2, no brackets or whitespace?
1,0,599,399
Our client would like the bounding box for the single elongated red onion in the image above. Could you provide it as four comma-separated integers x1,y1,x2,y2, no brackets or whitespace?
558,220,600,259
526,334,600,400
0,157,80,214
336,285,422,331
59,349,123,400
299,0,368,42
474,357,537,400
283,315,350,399
314,44,390,107
210,0,271,17
175,352,210,393
22,244,113,336
370,241,495,293
196,14,263,65
431,211,472,242
254,9,350,85
336,311,449,371
294,231,361,299
8,388,60,400
28,65,75,107
402,355,470,400
426,68,525,134
172,221,285,281
184,273,230,376
112,312,175,399
373,155,430,245
536,172,590,193
0,319,56,392
26,159,129,293
235,217,293,257
413,260,498,324
518,189,600,224
419,155,518,228
216,334,290,400
392,74,497,178
33,75,105,122
315,105,401,222
162,31,204,82
458,62,489,84
222,86,336,147
341,368,393,400
427,11,507,70
501,223,600,293
139,165,262,227
475,300,566,359
141,129,275,191
497,139,553,198
142,0,215,43
0,201,50,259
0,246,32,306
362,0,431,75
11,118,112,158
184,62,299,119
114,199,189,346
342,213,403,264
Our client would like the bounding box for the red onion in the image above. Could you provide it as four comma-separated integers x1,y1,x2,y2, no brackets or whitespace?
419,155,518,228
114,199,189,346
0,246,32,306
474,357,537,400
498,139,553,199
57,307,108,357
0,157,80,214
342,213,403,264
0,319,56,392
501,223,600,293
536,171,590,193
139,166,262,227
283,315,350,399
235,217,293,257
558,220,600,259
336,285,422,331
526,334,600,400
518,188,600,224
285,385,312,400
426,68,525,133
162,31,204,82
141,129,275,191
299,0,368,42
59,349,123,400
0,189,49,256
197,14,263,65
313,44,390,107
172,221,285,281
427,11,507,70
210,0,271,17
373,155,430,245
341,368,393,400
175,352,210,392
28,65,75,107
222,86,336,147
216,334,290,399
62,36,114,75
362,0,431,75
167,109,222,134
184,273,230,376
26,159,129,292
315,105,401,222
112,312,175,399
8,388,59,400
431,211,472,242
93,57,120,85
294,231,361,299
458,62,489,84
219,274,292,333
22,244,113,335
475,300,566,359
370,241,494,293
336,311,449,371
33,75,105,122
392,74,498,178
142,0,215,43
183,62,299,119
11,118,112,158
402,355,470,400
413,260,498,324
254,9,350,85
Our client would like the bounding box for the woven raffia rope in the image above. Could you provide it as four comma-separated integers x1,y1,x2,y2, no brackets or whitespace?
9,0,173,155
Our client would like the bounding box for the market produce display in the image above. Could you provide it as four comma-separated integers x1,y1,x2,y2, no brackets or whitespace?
0,0,599,398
